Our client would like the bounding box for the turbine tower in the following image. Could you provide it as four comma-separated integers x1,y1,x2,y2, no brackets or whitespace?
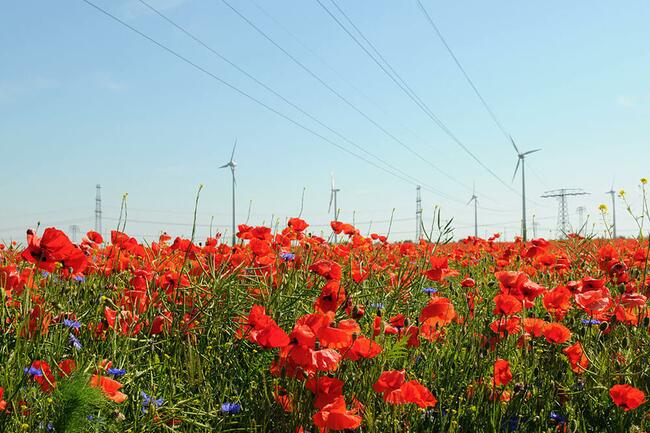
467,182,478,238
328,172,340,243
95,184,102,235
415,185,422,241
541,188,589,238
605,182,617,238
510,136,541,242
220,139,237,246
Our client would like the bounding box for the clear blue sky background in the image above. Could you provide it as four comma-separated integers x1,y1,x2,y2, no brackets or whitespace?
1,0,649,243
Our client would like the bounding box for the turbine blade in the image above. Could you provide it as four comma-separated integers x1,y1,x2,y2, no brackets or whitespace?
523,148,542,156
512,158,521,183
509,135,520,154
230,139,237,162
219,163,229,169
472,180,476,196
328,191,333,213
330,172,335,190
467,196,474,205
232,167,236,185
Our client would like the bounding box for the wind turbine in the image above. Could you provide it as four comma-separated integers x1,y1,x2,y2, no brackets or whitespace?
511,136,541,242
220,139,237,246
605,181,617,238
328,172,340,243
467,182,478,238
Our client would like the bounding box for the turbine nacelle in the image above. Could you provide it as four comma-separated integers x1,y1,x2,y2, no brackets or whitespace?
219,139,238,183
510,135,541,182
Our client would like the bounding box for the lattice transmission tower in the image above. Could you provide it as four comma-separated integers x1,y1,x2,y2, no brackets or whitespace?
95,184,102,235
541,189,588,238
415,185,422,241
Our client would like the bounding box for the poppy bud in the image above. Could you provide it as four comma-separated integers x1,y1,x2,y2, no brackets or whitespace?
599,322,609,332
643,317,649,328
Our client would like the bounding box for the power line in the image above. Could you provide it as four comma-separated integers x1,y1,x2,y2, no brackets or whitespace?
104,216,229,228
416,0,510,141
315,0,519,196
247,0,479,195
218,0,508,208
78,0,459,204
134,0,462,204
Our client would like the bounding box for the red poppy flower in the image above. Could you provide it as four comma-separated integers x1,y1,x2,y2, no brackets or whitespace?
575,288,611,314
309,260,342,281
424,256,459,281
419,297,456,327
493,294,522,316
399,380,437,408
288,218,309,232
543,286,572,318
543,322,571,344
28,360,56,393
373,371,436,407
523,318,546,337
609,384,645,411
461,277,476,288
373,370,406,404
57,359,76,377
22,228,87,274
90,375,127,403
563,341,588,374
493,359,512,386
345,336,382,361
237,305,289,349
0,387,7,411
312,396,362,431
306,376,344,409
85,230,104,244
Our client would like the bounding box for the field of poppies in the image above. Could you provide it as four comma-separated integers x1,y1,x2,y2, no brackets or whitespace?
0,205,648,432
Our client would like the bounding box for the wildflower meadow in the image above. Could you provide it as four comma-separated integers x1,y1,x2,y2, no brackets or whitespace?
0,186,648,433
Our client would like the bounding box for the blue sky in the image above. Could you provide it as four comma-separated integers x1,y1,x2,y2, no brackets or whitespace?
1,0,649,243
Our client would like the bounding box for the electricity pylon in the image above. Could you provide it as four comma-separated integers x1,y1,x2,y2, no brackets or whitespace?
541,188,589,238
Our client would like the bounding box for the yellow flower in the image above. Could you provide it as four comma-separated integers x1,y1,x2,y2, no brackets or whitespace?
641,177,648,185
618,189,626,198
598,204,608,213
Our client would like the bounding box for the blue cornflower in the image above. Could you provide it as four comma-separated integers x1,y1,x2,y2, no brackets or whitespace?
549,411,566,425
24,366,43,376
41,271,50,278
581,318,601,325
503,416,524,432
280,252,295,261
221,402,242,414
63,319,81,329
74,275,85,282
69,333,82,350
369,303,385,309
107,368,127,377
422,287,438,295
141,391,164,414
